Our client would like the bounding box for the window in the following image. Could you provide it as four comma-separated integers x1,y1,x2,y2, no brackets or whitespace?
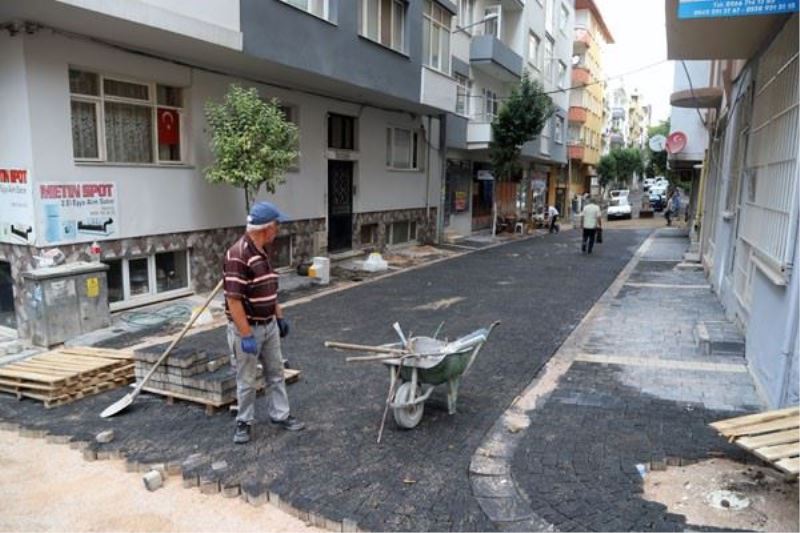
545,0,555,35
278,104,300,169
328,113,356,150
389,220,417,245
360,223,378,246
69,69,183,164
544,37,555,84
554,116,564,144
455,74,472,116
360,0,407,53
540,119,551,155
528,32,541,70
104,250,190,306
559,3,569,33
423,0,452,74
458,0,474,29
386,127,420,170
483,89,499,121
281,0,329,19
557,61,567,89
483,5,501,37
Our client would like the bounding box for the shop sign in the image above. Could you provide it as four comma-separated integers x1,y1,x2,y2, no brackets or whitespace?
37,182,119,245
678,0,798,19
0,167,36,245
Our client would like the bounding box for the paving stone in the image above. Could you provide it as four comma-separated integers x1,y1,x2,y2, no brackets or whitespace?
471,475,517,498
475,496,533,523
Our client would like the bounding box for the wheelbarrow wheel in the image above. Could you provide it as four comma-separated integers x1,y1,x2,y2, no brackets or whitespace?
393,382,424,429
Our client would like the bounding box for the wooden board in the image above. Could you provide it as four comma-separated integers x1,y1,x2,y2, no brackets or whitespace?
711,408,800,477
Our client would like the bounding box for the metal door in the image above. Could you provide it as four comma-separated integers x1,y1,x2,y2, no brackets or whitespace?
328,160,353,252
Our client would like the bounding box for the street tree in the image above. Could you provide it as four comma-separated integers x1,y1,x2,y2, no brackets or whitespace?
490,74,555,181
204,84,299,211
614,147,644,188
597,152,618,193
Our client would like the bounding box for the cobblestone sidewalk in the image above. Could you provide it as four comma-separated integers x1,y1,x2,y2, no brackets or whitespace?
474,228,764,531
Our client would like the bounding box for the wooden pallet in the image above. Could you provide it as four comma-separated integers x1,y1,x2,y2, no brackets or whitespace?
710,406,800,477
0,346,134,408
139,368,301,415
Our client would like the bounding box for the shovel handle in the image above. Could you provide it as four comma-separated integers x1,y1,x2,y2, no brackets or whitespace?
133,279,224,396
324,341,408,355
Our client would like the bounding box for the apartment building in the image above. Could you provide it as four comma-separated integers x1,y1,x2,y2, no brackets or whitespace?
606,85,628,151
567,0,613,199
627,92,651,151
0,0,458,336
666,2,798,407
443,0,575,236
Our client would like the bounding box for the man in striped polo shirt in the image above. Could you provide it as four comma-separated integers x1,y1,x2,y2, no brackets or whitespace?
224,201,304,444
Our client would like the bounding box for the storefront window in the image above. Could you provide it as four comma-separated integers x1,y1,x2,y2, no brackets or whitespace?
156,251,189,293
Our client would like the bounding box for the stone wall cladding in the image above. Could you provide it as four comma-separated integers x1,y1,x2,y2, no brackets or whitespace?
353,207,437,251
0,218,324,335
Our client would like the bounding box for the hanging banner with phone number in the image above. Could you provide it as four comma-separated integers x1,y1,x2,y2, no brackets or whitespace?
678,0,798,19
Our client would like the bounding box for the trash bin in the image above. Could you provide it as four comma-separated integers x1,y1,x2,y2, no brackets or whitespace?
21,261,110,347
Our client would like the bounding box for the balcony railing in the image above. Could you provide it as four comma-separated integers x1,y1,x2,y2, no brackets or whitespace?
568,106,588,123
568,142,585,160
572,66,592,85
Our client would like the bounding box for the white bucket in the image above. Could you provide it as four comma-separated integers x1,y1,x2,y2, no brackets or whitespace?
309,256,330,285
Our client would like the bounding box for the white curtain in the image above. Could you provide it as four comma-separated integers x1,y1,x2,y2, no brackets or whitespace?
104,102,153,163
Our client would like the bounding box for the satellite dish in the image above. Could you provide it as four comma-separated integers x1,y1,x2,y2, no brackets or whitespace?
571,54,581,66
648,134,667,152
666,131,688,154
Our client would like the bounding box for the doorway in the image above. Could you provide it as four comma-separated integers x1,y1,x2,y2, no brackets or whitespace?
328,160,354,252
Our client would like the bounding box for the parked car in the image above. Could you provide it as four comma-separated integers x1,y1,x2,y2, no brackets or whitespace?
609,189,630,199
649,192,666,211
607,197,633,219
642,178,655,191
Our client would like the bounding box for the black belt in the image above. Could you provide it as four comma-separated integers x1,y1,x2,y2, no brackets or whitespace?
248,317,274,326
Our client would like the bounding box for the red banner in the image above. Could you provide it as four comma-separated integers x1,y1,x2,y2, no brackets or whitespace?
157,108,180,145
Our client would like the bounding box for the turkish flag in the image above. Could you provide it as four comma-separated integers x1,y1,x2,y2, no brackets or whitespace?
157,108,180,145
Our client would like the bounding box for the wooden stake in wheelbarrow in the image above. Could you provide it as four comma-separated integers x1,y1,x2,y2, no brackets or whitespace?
100,279,224,418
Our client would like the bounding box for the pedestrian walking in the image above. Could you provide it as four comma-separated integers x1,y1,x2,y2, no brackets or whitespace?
580,196,602,254
665,189,680,226
224,201,305,444
548,205,560,233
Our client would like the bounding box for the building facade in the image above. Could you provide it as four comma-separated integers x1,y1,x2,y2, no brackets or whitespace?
567,0,613,200
0,0,456,335
666,3,799,407
442,0,575,238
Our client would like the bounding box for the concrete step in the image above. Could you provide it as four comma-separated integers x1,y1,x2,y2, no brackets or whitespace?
695,320,746,357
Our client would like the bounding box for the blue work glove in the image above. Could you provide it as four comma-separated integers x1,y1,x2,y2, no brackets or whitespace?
240,335,258,355
277,318,290,338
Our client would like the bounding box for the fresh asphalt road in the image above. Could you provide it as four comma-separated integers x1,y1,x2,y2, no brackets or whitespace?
0,228,648,531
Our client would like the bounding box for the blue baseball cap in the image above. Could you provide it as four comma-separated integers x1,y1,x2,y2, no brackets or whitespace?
248,201,288,225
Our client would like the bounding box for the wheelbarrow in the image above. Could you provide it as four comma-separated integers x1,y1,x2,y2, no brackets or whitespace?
325,321,500,440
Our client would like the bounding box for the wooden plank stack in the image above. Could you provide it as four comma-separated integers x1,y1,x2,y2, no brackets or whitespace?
0,346,134,408
133,345,300,414
710,406,800,477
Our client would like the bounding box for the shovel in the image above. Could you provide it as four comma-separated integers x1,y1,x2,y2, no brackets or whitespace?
100,279,224,418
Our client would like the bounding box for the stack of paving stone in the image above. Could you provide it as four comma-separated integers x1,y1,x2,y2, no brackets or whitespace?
133,345,261,409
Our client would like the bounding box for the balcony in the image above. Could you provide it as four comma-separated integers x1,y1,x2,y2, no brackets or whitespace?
572,66,592,85
573,26,592,51
467,121,493,149
568,143,585,160
420,67,458,113
470,34,523,82
568,106,588,124
499,0,525,11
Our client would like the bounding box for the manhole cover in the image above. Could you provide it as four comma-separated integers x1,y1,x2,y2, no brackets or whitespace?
706,489,750,510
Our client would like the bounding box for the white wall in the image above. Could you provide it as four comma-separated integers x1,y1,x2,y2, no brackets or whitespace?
55,0,242,49
0,34,35,171
21,31,440,244
670,61,710,161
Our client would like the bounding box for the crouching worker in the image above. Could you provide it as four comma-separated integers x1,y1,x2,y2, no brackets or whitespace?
224,201,304,444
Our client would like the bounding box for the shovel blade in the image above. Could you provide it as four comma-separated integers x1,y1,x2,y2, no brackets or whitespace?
100,393,134,418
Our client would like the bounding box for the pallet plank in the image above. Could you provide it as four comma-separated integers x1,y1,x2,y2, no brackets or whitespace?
710,406,800,431
721,416,800,437
775,457,800,475
754,442,800,461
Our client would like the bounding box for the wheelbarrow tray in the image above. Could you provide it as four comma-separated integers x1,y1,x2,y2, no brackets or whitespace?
394,350,472,386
